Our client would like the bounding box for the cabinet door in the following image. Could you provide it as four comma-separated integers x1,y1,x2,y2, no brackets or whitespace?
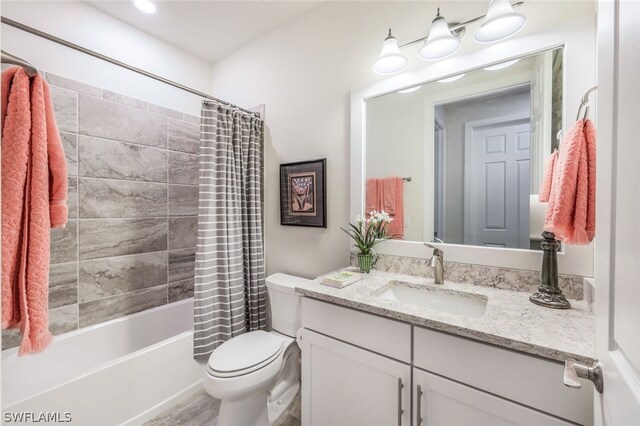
300,329,411,426
413,368,573,426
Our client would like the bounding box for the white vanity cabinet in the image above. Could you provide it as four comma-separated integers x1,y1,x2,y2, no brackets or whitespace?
412,368,572,426
301,298,593,426
300,329,411,426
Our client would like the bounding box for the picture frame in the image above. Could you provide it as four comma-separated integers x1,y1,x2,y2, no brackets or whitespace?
280,159,327,228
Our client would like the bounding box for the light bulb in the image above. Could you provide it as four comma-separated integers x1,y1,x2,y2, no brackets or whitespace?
372,29,409,75
419,10,461,61
475,0,526,43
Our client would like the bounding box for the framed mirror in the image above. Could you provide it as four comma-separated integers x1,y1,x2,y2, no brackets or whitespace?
351,26,596,276
365,48,563,251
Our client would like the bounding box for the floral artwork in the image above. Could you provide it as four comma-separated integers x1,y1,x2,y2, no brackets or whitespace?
280,159,326,227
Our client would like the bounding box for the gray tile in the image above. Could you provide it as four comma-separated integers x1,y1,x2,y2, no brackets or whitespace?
51,220,78,264
144,389,220,426
1,328,21,350
68,177,78,219
79,285,167,328
168,248,195,282
148,103,183,120
78,135,167,183
49,262,78,309
50,304,79,335
46,73,102,97
79,218,167,260
79,251,168,303
169,217,198,249
169,152,199,185
168,278,194,303
273,413,301,426
103,90,148,110
168,119,199,154
169,185,199,216
79,178,167,218
79,94,167,148
183,114,200,125
61,132,78,176
50,85,77,133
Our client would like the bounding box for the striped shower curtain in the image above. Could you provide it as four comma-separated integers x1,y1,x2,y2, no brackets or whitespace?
194,101,266,359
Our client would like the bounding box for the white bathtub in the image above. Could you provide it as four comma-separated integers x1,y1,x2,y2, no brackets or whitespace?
2,299,207,425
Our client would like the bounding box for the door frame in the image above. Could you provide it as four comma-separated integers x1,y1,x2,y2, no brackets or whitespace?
434,112,446,242
463,113,531,246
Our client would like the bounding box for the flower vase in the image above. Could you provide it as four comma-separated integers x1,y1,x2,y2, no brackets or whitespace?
357,253,375,273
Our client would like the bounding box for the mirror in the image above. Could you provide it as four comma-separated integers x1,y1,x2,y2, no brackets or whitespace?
365,47,563,250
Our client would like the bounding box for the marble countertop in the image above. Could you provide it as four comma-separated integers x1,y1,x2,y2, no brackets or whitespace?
295,269,595,364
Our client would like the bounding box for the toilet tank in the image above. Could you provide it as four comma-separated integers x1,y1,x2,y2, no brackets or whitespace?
266,273,310,337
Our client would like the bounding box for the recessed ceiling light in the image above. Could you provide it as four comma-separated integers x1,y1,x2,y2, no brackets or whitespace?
437,74,466,83
134,0,157,14
484,59,519,70
398,86,422,94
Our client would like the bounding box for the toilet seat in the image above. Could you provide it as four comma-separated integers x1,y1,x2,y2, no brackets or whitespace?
207,331,285,378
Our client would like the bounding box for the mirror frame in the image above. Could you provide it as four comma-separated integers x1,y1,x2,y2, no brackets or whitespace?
351,24,595,276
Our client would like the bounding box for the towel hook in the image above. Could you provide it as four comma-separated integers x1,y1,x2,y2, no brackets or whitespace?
576,86,597,121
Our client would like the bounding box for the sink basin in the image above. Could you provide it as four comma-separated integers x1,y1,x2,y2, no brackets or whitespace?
372,281,488,318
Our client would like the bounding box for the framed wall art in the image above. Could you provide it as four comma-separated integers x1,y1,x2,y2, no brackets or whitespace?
280,159,326,228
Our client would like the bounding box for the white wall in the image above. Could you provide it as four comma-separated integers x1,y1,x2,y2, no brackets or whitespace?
1,1,213,115
208,0,596,278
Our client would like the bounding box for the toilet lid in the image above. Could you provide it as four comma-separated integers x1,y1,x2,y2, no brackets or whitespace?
207,331,284,377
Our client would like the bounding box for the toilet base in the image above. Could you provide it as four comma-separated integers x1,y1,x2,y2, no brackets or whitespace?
218,392,269,426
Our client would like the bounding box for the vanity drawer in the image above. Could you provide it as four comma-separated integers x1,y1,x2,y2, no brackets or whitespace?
301,297,411,363
413,327,593,425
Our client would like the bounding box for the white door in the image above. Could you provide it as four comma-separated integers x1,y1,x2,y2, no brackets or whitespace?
413,368,571,426
594,0,640,424
464,118,531,248
300,329,411,426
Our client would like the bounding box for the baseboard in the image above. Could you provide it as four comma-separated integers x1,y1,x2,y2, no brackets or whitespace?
122,379,204,426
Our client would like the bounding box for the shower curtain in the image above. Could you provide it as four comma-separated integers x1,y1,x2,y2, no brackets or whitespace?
194,101,266,359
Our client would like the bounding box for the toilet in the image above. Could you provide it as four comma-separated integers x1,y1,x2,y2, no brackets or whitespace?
203,273,309,426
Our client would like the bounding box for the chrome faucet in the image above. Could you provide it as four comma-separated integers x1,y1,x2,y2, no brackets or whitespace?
424,243,444,284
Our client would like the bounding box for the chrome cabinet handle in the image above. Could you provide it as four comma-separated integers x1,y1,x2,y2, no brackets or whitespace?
397,378,404,426
564,359,603,393
416,384,423,425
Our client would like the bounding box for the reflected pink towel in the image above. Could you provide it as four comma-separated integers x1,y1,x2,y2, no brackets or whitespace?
539,150,558,203
1,67,68,355
543,119,596,244
382,177,397,214
365,178,379,214
384,177,404,239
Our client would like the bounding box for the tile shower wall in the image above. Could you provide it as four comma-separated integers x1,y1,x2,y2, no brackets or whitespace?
2,74,201,350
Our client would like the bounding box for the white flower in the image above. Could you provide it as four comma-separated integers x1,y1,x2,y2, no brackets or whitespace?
354,215,364,224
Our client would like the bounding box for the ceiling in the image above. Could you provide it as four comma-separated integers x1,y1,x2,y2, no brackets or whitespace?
86,0,321,64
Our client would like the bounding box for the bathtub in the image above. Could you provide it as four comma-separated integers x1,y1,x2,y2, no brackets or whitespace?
2,299,207,425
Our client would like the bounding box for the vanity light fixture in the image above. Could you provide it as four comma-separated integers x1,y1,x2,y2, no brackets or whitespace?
372,1,525,75
372,29,409,75
419,9,461,61
474,0,527,43
134,0,157,14
484,58,520,70
437,74,466,83
398,85,422,93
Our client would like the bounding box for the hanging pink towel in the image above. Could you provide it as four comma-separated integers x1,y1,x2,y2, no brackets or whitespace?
1,67,68,355
365,178,379,214
384,177,404,239
539,150,558,203
543,119,596,245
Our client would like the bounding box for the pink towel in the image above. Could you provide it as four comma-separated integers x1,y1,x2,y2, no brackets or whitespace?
1,67,68,355
539,150,558,203
365,178,379,214
382,177,397,214
384,177,404,239
543,119,596,244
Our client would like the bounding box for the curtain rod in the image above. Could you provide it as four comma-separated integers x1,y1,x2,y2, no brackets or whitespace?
1,16,259,116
